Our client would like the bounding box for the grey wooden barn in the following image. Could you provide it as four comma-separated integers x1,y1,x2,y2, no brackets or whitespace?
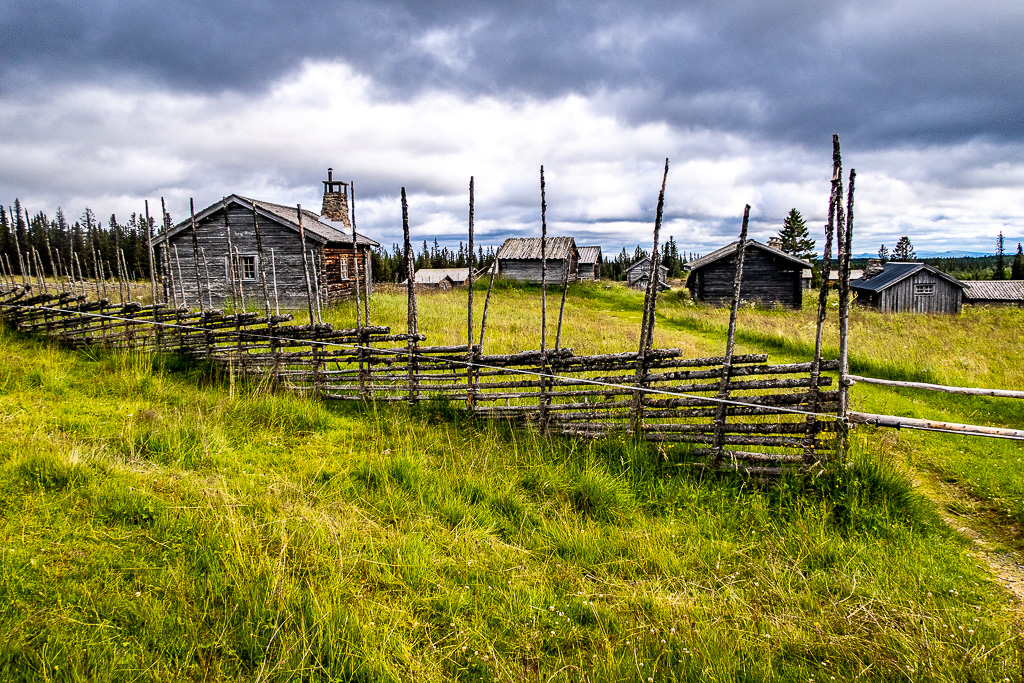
625,256,669,291
494,237,579,283
577,246,602,280
850,262,966,314
154,173,378,308
685,240,811,308
405,268,470,290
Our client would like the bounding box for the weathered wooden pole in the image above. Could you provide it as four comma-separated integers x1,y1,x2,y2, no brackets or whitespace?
270,248,280,316
224,201,240,313
467,176,476,409
554,258,569,349
234,246,247,314
172,245,188,307
161,198,176,307
189,199,205,312
712,204,750,470
145,201,157,308
402,187,419,405
250,201,272,319
310,248,322,322
200,247,214,310
632,159,670,434
478,250,497,351
539,166,550,433
349,182,362,328
803,140,841,465
10,207,27,287
296,204,316,326
838,168,855,427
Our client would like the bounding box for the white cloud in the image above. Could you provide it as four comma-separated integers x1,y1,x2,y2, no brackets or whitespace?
0,59,1022,257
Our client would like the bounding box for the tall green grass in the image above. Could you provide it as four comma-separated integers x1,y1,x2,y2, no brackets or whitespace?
1,324,1021,681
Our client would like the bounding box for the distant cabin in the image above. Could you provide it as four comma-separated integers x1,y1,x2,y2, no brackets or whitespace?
494,237,579,283
405,268,470,291
625,256,670,291
961,280,1024,307
154,170,378,307
850,262,966,314
577,246,602,280
685,240,811,308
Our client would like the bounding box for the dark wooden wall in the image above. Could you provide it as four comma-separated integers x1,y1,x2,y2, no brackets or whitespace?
322,246,373,301
158,205,370,308
497,256,579,283
688,248,803,308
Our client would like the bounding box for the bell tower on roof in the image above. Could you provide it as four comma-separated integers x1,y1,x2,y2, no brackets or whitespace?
321,168,352,229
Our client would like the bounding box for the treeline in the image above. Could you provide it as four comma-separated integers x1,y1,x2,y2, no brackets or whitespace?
0,201,162,280
370,239,498,283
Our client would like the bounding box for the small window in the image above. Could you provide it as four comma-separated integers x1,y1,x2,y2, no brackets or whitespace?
340,258,349,281
237,255,256,281
914,283,934,296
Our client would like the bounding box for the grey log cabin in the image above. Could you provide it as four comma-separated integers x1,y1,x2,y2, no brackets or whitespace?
577,246,603,280
685,240,812,308
494,237,579,283
154,171,379,308
850,261,966,314
625,256,670,291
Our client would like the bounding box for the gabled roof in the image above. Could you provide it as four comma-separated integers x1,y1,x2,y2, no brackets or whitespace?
625,255,668,274
495,237,577,260
963,280,1024,301
577,246,602,264
849,262,965,292
686,240,813,271
155,194,378,247
412,268,470,285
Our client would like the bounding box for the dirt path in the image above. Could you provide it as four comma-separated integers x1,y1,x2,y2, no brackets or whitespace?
907,465,1024,605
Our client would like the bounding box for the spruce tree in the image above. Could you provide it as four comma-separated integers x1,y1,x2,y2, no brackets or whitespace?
892,236,916,261
1011,243,1024,280
993,232,1006,280
877,244,889,262
778,209,815,260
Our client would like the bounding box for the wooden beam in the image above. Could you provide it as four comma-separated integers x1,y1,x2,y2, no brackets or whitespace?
849,411,1024,440
847,375,1024,399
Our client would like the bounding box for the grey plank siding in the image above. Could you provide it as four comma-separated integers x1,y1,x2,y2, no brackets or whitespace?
498,257,578,284
880,272,961,314
688,249,803,308
159,206,325,307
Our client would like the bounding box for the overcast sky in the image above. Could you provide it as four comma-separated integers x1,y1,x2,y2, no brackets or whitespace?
2,0,1022,256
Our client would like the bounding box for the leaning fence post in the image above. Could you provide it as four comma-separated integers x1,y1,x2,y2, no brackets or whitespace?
349,182,362,329
467,176,476,411
539,166,550,434
296,205,316,326
402,188,419,406
633,159,669,435
804,140,841,465
712,204,750,471
838,167,855,453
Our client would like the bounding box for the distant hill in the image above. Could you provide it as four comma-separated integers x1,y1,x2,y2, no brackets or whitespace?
853,250,991,259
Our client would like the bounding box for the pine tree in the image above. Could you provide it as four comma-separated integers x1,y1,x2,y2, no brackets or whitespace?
892,236,915,261
1011,243,1024,280
993,232,1006,280
778,209,815,260
877,244,889,262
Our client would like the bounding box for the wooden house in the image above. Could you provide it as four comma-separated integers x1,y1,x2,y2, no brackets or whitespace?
154,170,378,308
577,246,602,280
405,268,470,291
685,240,811,308
961,280,1024,307
494,237,579,283
850,262,966,314
625,256,670,291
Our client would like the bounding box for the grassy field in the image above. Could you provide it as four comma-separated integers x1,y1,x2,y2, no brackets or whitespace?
1,282,1023,681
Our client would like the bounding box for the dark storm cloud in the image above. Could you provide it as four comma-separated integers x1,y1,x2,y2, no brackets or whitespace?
3,1,1022,149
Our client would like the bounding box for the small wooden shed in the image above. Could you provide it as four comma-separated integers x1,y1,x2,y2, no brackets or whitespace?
494,237,579,283
685,240,811,308
154,172,378,308
406,268,470,290
625,256,670,291
577,246,602,280
850,262,966,314
962,280,1024,307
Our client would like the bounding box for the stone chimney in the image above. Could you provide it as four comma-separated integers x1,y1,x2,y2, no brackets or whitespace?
863,258,885,280
321,168,352,229
767,237,783,250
